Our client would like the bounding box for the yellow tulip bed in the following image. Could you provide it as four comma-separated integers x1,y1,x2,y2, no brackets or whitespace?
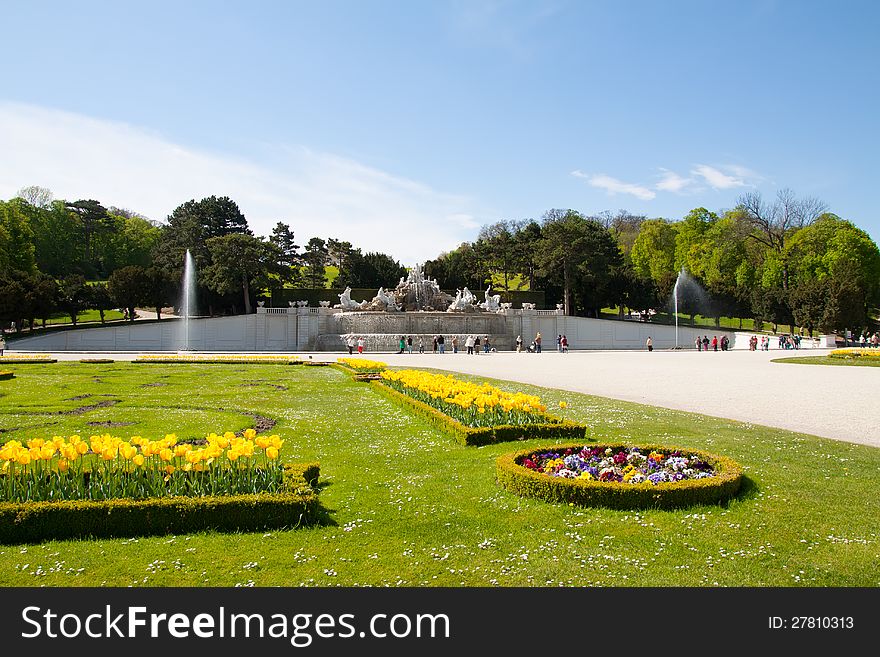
0,354,57,363
0,429,286,503
380,369,551,427
134,354,301,364
336,358,387,372
374,369,587,446
830,348,880,360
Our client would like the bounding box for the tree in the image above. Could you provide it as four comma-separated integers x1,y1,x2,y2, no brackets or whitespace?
0,275,27,332
28,274,60,328
735,189,827,289
629,219,677,286
534,210,621,316
152,196,251,275
477,221,520,291
203,234,286,314
27,201,81,277
820,274,867,338
270,222,303,287
108,266,148,322
65,199,113,275
16,185,54,209
327,238,356,287
785,214,880,308
789,278,827,337
86,282,115,324
0,199,38,276
302,237,328,288
59,275,90,326
143,267,175,319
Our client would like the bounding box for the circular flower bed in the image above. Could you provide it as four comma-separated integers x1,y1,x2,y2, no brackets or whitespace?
496,443,743,510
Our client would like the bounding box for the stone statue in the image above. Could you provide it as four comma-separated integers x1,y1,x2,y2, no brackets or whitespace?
479,285,502,312
447,286,477,312
336,286,365,311
368,286,400,311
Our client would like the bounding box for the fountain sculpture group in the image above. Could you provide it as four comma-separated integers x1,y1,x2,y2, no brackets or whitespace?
335,264,503,315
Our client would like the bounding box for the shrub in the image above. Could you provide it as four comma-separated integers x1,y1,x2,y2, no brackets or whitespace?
496,443,743,510
0,462,321,544
0,371,13,380
371,381,587,446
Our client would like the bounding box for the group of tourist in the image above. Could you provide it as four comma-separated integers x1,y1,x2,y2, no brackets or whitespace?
859,332,880,348
345,335,366,354
748,335,770,351
694,335,730,352
390,334,499,355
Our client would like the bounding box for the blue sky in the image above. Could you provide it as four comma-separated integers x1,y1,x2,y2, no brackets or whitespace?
1,0,877,263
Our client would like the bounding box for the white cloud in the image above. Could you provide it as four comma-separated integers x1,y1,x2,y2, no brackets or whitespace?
655,168,695,193
690,164,749,190
571,170,656,200
0,102,483,265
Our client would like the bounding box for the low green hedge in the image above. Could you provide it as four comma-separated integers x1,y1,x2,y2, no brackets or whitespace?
79,358,115,363
330,363,382,381
0,371,13,380
370,381,588,446
496,443,743,510
0,358,56,364
0,462,322,544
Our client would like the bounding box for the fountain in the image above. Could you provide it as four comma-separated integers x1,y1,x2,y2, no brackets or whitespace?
673,267,682,349
179,249,197,351
319,264,513,351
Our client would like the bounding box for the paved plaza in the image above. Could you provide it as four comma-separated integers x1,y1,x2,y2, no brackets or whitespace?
17,347,880,448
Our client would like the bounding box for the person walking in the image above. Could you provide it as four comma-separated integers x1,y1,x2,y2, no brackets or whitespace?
646,336,653,352
556,334,562,352
357,336,365,354
695,336,701,352
702,335,709,352
465,334,475,355
0,334,5,356
432,336,438,354
516,335,523,353
483,335,490,353
561,335,568,353
418,337,425,354
438,334,445,354
346,334,356,355
535,332,542,353
407,336,413,354
398,336,406,354
711,336,718,352
451,336,459,353
474,335,481,354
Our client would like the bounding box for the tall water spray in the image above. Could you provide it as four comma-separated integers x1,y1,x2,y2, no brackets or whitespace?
180,249,197,351
673,267,683,349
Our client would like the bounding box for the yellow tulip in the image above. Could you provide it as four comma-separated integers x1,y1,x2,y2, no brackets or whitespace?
265,446,279,460
159,448,173,462
58,459,70,473
76,442,89,455
17,453,30,466
132,454,145,467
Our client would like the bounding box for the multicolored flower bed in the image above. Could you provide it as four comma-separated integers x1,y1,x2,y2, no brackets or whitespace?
523,445,717,484
134,354,301,364
379,369,554,428
497,443,743,509
0,429,286,502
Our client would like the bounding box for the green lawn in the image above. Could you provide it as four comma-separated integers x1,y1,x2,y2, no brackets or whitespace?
0,362,877,587
42,309,125,326
773,355,880,367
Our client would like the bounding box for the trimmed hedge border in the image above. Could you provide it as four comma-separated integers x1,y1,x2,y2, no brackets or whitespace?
369,381,588,446
133,358,301,365
0,462,322,544
497,443,743,510
79,358,115,363
0,358,57,364
330,363,383,381
0,371,13,380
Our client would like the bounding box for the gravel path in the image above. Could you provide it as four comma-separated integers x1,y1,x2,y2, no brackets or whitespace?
14,347,880,448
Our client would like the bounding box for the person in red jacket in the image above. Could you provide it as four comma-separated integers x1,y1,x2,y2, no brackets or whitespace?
711,336,718,352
